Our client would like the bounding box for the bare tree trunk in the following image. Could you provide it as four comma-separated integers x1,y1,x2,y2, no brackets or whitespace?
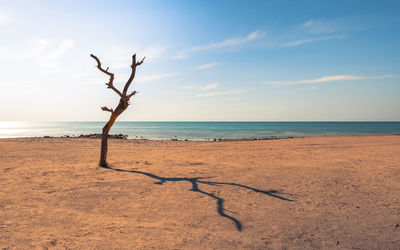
91,54,145,167
100,123,110,166
98,101,127,166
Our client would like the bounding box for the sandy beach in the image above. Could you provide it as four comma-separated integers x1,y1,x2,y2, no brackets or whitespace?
0,135,399,249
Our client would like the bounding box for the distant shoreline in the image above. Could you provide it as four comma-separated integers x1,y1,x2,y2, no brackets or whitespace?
1,133,399,142
2,133,298,141
1,121,399,140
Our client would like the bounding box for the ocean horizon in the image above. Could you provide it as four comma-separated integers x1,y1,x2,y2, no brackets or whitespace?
1,121,399,141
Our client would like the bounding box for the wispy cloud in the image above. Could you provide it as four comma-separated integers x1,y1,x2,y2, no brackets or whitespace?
175,30,264,59
281,34,346,47
0,47,10,60
0,11,13,25
109,44,166,69
226,97,241,101
275,18,356,48
197,89,249,97
262,74,392,86
301,86,318,90
184,82,219,91
14,38,50,61
200,82,219,90
13,38,74,68
195,62,219,70
37,40,75,68
195,30,263,49
136,73,179,82
141,45,166,60
183,84,198,90
302,18,372,35
303,19,339,34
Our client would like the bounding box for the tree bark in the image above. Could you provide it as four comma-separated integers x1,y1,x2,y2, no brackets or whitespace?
91,54,144,166
99,129,109,166
99,100,128,166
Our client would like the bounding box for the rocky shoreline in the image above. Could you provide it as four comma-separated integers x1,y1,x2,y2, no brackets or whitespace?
40,134,298,141
44,134,128,139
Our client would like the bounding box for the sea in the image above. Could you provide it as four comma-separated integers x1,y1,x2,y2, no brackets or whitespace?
0,121,399,141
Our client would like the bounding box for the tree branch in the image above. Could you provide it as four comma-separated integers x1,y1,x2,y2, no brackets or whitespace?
123,54,145,96
90,54,123,98
127,90,138,99
101,106,113,113
136,56,145,66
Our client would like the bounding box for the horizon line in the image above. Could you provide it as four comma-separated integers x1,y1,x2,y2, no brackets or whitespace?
1,121,400,123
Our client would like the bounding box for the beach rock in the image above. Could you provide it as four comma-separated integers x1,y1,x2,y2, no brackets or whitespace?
77,133,128,139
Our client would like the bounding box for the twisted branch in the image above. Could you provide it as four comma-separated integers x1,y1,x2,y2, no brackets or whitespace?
90,54,123,98
101,106,113,113
123,54,146,95
127,90,138,99
136,56,146,66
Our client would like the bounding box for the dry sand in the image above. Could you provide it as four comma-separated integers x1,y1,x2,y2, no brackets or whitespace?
0,135,399,249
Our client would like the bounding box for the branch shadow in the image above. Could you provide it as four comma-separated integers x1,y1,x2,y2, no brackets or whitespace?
101,165,293,231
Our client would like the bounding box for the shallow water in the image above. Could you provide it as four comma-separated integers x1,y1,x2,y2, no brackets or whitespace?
1,121,399,140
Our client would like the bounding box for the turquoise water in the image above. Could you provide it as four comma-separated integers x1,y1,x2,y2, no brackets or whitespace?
0,122,399,140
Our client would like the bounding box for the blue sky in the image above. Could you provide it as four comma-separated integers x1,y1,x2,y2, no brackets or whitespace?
0,0,399,121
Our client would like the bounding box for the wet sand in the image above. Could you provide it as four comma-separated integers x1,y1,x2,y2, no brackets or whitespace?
0,135,399,249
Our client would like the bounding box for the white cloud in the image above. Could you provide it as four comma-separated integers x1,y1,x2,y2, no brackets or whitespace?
37,40,75,68
200,82,219,90
141,45,166,61
195,62,219,70
0,47,10,60
282,34,346,47
13,38,74,68
0,11,13,25
184,82,219,91
273,19,355,48
301,86,318,90
175,30,264,59
14,38,50,61
136,72,179,82
303,19,339,34
262,74,392,86
196,30,263,49
197,89,249,97
183,84,198,90
107,45,139,68
226,97,241,101
109,44,165,69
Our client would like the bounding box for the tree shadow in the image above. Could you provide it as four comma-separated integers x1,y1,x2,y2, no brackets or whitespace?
101,165,293,231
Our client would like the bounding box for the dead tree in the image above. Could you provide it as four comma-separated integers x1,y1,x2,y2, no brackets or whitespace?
90,53,145,166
